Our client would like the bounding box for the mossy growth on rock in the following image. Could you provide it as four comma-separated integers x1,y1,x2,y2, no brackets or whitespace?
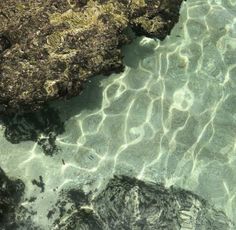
0,0,184,114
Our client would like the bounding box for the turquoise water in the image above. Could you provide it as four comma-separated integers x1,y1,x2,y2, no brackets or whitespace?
0,0,236,228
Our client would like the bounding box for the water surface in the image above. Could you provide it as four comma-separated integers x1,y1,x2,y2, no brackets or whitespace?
0,0,236,228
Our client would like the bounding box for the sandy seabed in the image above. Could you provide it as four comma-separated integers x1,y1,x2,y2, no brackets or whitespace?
0,0,236,229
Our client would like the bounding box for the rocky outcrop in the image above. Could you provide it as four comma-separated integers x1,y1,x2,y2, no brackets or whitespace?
54,176,233,230
0,0,184,114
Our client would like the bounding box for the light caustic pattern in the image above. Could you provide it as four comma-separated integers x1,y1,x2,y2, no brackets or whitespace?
0,0,236,228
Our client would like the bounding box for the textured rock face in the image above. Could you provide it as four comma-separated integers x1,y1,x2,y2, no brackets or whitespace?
54,176,233,230
0,0,184,114
0,167,24,229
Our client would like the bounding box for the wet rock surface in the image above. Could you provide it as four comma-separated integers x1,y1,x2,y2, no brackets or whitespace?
53,176,233,230
0,0,184,114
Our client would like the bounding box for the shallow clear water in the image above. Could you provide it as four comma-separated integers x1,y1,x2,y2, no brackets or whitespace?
0,0,236,228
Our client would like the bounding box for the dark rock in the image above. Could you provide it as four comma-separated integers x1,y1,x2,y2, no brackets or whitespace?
0,106,64,155
0,167,42,230
0,167,24,229
54,176,234,230
0,0,184,114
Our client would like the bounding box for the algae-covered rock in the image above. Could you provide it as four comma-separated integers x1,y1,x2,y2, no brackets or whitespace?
0,0,184,114
54,176,234,230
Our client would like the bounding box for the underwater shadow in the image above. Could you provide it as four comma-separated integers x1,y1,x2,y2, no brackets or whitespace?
50,35,157,120
0,36,156,155
0,74,106,156
50,74,107,121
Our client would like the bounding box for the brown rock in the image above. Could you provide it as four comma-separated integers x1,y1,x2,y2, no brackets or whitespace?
0,0,184,114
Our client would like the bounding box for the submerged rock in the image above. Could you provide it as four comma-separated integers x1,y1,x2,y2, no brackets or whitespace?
0,167,24,229
0,167,42,229
0,0,184,114
0,106,64,155
54,176,233,230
